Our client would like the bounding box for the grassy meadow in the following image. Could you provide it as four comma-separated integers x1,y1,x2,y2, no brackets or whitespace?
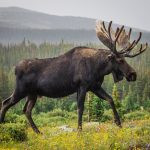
0,110,150,150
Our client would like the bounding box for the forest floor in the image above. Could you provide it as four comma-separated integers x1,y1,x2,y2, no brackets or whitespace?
0,118,150,150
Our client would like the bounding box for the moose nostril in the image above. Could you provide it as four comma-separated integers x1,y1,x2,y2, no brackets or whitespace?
128,72,137,81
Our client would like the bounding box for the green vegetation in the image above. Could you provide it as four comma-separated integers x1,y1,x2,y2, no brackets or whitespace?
0,123,27,142
0,41,150,149
0,110,150,149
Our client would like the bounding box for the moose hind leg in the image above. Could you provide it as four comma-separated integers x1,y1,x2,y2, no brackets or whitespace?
0,91,25,123
2,96,12,107
24,95,40,134
91,87,121,127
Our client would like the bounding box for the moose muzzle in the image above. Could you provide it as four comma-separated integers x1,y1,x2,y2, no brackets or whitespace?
126,72,137,81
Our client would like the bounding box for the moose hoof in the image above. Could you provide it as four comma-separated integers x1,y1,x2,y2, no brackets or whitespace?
116,123,122,128
31,126,41,134
77,126,82,132
33,129,41,134
0,118,4,124
114,119,122,128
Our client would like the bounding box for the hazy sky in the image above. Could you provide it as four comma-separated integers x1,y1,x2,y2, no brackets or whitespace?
0,0,150,31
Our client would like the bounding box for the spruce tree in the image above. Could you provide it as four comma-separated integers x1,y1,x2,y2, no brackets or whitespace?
112,84,121,108
122,85,136,112
91,95,104,122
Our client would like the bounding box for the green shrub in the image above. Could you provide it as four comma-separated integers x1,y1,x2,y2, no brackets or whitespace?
32,109,77,127
5,113,27,125
70,102,77,111
16,115,28,125
0,123,27,142
68,111,77,120
5,113,20,123
34,98,55,114
35,116,66,127
47,108,69,117
124,110,150,120
101,109,113,122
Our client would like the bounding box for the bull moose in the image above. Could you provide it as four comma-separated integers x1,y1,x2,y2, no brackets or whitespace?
0,21,148,133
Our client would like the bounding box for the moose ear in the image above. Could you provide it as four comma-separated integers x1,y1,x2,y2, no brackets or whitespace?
108,53,115,60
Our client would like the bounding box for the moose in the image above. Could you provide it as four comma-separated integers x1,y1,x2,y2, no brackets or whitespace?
0,21,148,133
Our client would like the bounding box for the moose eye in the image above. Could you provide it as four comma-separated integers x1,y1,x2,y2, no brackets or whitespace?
117,59,124,63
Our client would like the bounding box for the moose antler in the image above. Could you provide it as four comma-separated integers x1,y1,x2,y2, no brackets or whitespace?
123,43,148,57
96,21,148,57
96,20,124,54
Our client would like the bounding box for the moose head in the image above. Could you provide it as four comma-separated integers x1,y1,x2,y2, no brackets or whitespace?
96,21,148,82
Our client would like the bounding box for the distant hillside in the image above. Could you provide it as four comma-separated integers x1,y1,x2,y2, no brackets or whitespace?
0,7,95,30
0,7,149,44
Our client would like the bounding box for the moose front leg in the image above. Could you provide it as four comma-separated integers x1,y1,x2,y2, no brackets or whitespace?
77,87,86,130
91,87,121,127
